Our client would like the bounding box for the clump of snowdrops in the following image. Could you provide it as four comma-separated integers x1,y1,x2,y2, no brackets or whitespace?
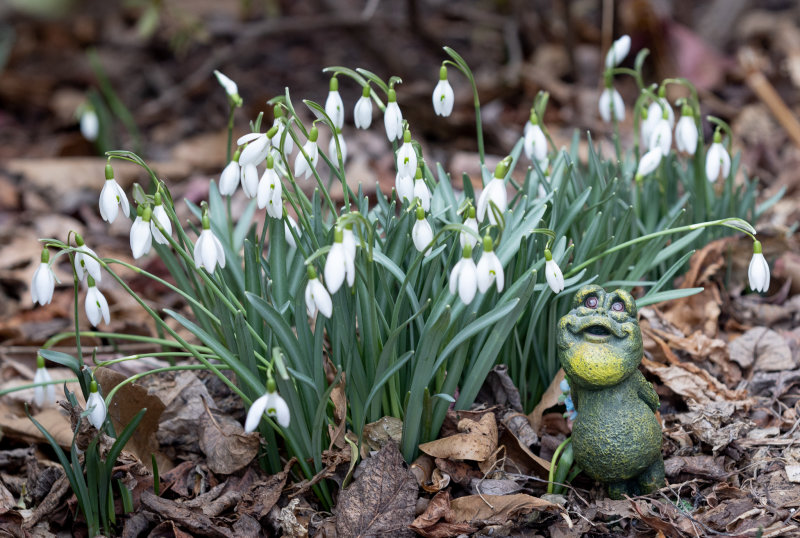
26,43,773,513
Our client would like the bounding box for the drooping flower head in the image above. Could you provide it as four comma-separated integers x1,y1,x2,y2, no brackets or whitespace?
74,234,102,283
635,148,663,182
383,88,403,142
193,211,226,273
411,205,434,256
305,265,333,319
80,106,99,142
257,155,283,218
238,125,278,168
85,276,110,327
33,354,55,407
604,34,631,69
432,65,454,117
31,248,55,306
329,128,347,166
294,126,320,180
675,104,699,156
599,87,625,123
477,157,510,224
544,249,565,294
705,129,731,182
219,149,241,196
244,378,290,433
449,243,478,304
395,170,414,204
640,97,674,146
151,191,173,245
354,85,373,129
648,107,673,157
396,129,417,179
86,379,107,430
130,205,153,259
460,205,479,249
748,240,770,293
524,111,548,164
476,235,504,294
325,77,345,129
99,163,130,224
412,166,431,212
213,69,242,107
324,227,355,294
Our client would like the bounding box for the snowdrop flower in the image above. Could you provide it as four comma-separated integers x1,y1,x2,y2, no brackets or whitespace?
245,384,290,432
85,276,110,327
411,206,434,256
329,128,347,165
294,126,319,180
218,151,241,196
324,227,355,294
354,85,373,129
476,235,504,294
648,113,673,156
395,171,414,203
31,248,55,306
325,77,344,129
98,163,130,224
194,213,226,273
523,111,547,164
460,206,479,249
477,158,509,224
284,214,300,249
674,105,698,156
213,69,241,105
240,162,259,199
80,107,99,142
544,249,565,294
33,355,55,407
238,129,273,167
150,192,172,245
705,130,731,182
257,156,283,218
635,148,663,181
396,130,417,178
74,235,101,283
432,65,454,117
640,98,674,146
86,380,107,429
305,266,332,319
383,88,403,142
748,240,770,293
342,223,357,263
413,167,431,212
605,35,631,69
130,206,153,259
271,106,294,155
449,244,478,304
599,87,625,123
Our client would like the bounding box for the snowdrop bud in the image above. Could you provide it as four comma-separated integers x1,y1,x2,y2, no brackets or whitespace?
305,265,333,319
449,243,478,304
86,380,107,429
74,234,102,283
524,111,548,163
33,355,55,407
240,162,259,198
748,240,770,293
477,157,510,224
460,206,479,249
476,235,504,293
648,112,673,156
325,77,345,129
294,126,319,180
432,65,454,117
151,192,173,245
31,248,55,306
396,129,417,178
384,88,403,142
80,107,99,141
413,167,431,212
98,163,130,224
544,249,565,293
705,130,731,182
635,148,663,182
214,69,241,105
324,227,355,294
130,206,153,259
257,156,283,218
85,276,110,327
271,106,294,154
329,128,347,165
354,85,373,129
599,87,625,123
193,213,226,273
605,35,631,69
412,206,434,256
219,150,241,196
674,105,698,156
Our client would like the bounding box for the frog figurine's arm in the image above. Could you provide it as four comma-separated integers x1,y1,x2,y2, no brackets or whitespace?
634,370,659,412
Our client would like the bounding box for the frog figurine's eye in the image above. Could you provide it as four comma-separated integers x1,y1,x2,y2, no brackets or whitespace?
611,301,625,312
585,296,599,309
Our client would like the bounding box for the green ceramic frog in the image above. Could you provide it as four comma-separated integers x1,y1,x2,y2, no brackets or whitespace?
557,285,664,498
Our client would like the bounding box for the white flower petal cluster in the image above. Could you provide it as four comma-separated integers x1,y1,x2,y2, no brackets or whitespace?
85,280,110,327
305,268,332,319
245,390,290,432
449,246,478,304
74,237,102,283
271,111,294,155
31,250,55,306
605,35,631,68
599,88,625,123
285,215,300,249
705,133,731,182
384,89,403,142
33,359,55,407
476,237,504,294
640,99,674,146
324,228,355,294
151,196,172,245
636,148,663,179
329,131,347,165
257,159,283,218
80,108,99,142
412,208,434,256
413,175,431,212
748,241,770,293
194,216,226,273
432,65,454,117
544,249,565,293
213,69,239,99
396,130,417,179
460,208,479,249
477,159,510,224
240,162,259,198
648,117,672,156
396,171,414,203
86,381,107,429
354,86,373,129
130,207,153,259
675,111,698,155
238,132,271,167
325,78,345,129
294,128,320,180
524,116,547,164
99,164,130,224
219,157,241,196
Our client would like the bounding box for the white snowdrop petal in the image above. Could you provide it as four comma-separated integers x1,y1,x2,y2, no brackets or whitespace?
244,394,269,433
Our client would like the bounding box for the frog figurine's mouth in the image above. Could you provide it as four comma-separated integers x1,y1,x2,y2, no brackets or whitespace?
570,316,626,344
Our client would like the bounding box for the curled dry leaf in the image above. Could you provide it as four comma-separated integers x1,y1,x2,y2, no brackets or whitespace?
198,411,259,475
360,416,403,459
449,493,564,525
527,368,566,435
418,413,498,462
729,327,796,372
409,490,478,538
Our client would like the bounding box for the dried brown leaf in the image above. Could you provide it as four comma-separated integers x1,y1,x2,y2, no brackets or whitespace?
449,493,562,525
419,413,497,462
335,442,417,537
410,491,477,538
198,411,259,475
528,368,565,434
729,327,796,371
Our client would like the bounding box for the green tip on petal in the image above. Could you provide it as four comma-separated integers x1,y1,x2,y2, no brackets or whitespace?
544,249,553,261
468,206,476,219
462,243,473,258
40,248,50,263
482,235,494,252
309,127,318,142
267,154,274,169
403,129,411,143
753,240,762,254
361,85,370,98
142,206,152,222
681,104,693,117
388,89,396,103
201,213,211,230
37,354,45,368
266,378,277,393
90,380,98,393
154,191,163,205
662,108,669,120
105,163,114,180
329,77,338,91
334,227,344,242
439,64,447,80
345,222,353,231
267,124,279,139
415,206,425,220
713,129,722,144
87,275,96,287
307,265,317,279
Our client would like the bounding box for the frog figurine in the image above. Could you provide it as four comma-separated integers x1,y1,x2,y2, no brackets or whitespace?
557,285,664,499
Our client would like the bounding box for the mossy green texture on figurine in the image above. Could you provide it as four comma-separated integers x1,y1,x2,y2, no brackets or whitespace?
557,285,664,499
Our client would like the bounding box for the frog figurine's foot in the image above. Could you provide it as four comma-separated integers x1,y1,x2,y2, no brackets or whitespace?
636,457,665,495
607,480,633,500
